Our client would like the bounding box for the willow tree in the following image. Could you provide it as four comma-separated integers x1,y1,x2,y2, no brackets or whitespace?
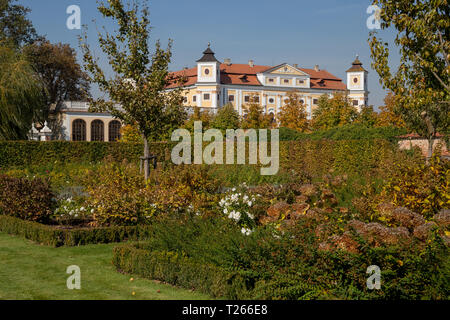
369,0,449,158
80,0,185,180
0,44,44,140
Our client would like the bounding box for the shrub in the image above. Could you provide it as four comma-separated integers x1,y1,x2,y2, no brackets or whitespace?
85,159,154,226
117,214,449,300
0,215,152,247
149,164,221,217
113,244,251,299
377,155,449,219
0,174,54,223
52,196,93,226
85,161,221,226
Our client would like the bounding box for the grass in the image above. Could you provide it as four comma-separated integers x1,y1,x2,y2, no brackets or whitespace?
0,232,210,300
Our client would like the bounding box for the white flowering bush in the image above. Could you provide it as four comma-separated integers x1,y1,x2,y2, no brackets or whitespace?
218,184,258,235
53,197,92,225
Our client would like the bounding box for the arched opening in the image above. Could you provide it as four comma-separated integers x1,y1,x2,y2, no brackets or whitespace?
72,119,86,141
108,120,122,142
91,120,104,141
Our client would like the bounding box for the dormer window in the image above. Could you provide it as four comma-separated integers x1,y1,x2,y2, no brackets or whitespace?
268,78,274,83
239,74,248,82
204,69,210,75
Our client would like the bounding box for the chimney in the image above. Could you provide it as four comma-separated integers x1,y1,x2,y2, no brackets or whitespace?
248,60,254,67
293,63,298,68
314,65,320,72
183,66,188,70
224,58,231,66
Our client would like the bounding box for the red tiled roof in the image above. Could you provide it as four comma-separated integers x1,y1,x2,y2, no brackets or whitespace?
167,63,346,90
299,68,342,81
220,63,272,75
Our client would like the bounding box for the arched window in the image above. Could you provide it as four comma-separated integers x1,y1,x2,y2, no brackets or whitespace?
108,120,122,142
91,120,104,141
72,119,86,141
269,112,276,123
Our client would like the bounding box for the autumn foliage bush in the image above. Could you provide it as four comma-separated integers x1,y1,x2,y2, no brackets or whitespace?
84,159,221,226
0,174,54,223
377,155,449,219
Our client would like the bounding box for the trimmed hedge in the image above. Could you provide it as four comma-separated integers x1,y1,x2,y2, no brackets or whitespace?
280,138,400,177
1,138,400,172
112,243,251,299
279,125,407,142
0,141,175,168
0,215,152,247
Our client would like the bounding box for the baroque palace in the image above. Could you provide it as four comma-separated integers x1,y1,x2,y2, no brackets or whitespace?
169,45,369,119
52,45,368,141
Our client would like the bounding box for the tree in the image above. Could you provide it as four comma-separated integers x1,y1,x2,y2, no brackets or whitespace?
356,105,378,127
278,91,309,132
119,123,143,143
0,44,44,140
80,0,186,180
0,0,40,47
210,103,240,132
241,95,272,129
376,92,405,128
312,92,358,130
23,40,91,121
184,106,213,132
369,0,449,158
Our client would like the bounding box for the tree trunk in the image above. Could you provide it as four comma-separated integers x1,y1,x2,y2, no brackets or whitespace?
143,135,150,181
427,135,434,160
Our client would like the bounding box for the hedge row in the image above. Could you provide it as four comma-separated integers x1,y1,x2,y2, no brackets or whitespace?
280,138,399,177
0,141,174,168
0,215,152,247
0,138,399,171
112,244,251,299
279,125,408,142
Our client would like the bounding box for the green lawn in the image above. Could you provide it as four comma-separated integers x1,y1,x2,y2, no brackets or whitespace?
0,232,210,300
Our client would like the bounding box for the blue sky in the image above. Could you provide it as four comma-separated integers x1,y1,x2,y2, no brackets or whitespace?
20,0,400,109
